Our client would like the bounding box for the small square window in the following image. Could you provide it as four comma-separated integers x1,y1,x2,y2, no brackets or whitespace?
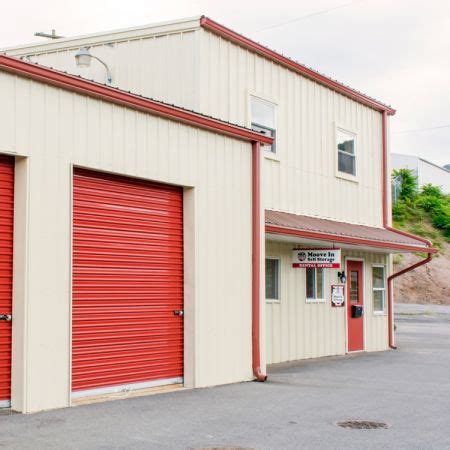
306,268,325,301
337,129,356,176
251,97,276,154
266,258,280,300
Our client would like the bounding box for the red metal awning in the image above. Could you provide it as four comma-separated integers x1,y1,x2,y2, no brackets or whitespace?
265,210,436,254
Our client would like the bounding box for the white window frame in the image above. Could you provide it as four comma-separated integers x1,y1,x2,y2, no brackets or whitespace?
372,264,387,315
249,93,278,160
265,256,281,303
335,125,358,183
305,267,326,303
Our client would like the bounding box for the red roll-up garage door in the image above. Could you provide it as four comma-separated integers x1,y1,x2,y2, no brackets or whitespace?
72,169,184,395
0,155,14,407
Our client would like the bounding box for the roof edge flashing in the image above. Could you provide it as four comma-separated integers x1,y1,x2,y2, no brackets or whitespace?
200,16,396,116
266,224,436,254
2,16,203,55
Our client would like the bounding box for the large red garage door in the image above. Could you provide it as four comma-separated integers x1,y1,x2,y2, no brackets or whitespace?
72,169,184,395
0,155,14,407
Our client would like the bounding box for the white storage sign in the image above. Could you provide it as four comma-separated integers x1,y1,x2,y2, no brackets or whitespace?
292,248,341,268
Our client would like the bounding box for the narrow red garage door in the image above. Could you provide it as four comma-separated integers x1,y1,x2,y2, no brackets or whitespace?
72,169,184,394
0,155,14,406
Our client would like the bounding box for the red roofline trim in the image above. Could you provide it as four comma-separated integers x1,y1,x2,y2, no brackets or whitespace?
200,17,396,116
0,55,273,145
265,224,437,254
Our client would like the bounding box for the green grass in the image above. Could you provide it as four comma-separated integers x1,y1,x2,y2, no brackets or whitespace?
392,170,450,252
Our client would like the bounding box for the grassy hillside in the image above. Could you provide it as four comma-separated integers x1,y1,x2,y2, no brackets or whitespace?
392,169,450,252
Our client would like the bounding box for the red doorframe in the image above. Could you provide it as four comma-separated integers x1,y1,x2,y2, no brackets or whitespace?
346,260,364,352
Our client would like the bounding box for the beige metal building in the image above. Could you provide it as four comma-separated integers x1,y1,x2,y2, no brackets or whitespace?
0,17,434,413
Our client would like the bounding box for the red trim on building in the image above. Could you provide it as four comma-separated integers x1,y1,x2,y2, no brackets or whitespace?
265,224,437,254
0,55,273,146
200,17,396,116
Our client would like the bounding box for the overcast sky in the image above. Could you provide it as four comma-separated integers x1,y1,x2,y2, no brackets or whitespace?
2,0,449,165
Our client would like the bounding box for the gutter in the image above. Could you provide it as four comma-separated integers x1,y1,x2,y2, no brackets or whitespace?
252,141,267,382
381,111,435,349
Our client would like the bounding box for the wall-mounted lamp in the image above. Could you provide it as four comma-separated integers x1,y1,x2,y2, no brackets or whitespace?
75,47,112,85
337,271,347,284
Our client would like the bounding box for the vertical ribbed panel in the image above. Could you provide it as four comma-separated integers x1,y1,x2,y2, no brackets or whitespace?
72,168,184,392
0,155,13,402
198,30,384,228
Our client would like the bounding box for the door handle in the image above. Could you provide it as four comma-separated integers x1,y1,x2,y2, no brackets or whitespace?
173,310,184,317
0,314,12,322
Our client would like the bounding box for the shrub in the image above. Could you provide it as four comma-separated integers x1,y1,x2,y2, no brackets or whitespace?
392,169,418,201
391,171,450,245
421,184,443,198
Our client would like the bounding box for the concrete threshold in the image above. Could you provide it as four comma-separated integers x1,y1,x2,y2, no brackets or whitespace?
71,383,184,407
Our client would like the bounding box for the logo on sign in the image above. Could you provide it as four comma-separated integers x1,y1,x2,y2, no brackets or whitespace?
297,252,307,262
292,248,341,269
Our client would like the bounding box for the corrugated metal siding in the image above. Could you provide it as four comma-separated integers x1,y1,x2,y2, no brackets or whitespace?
13,29,200,113
199,30,384,227
72,169,183,392
8,26,384,228
266,240,389,364
0,72,253,410
0,155,13,402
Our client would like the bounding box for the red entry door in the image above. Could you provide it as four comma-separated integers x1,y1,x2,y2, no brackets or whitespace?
0,155,14,406
347,260,364,352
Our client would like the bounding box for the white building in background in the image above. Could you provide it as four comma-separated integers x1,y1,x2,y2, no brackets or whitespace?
391,153,450,193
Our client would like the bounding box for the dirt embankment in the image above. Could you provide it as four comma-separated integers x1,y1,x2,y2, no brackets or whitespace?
394,242,450,305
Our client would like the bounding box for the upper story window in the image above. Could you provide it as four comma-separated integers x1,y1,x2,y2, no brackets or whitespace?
251,97,276,154
337,128,357,177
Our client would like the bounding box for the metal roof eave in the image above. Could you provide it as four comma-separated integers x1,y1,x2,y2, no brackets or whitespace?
265,224,437,254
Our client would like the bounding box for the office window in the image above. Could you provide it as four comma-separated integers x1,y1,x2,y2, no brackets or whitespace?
306,268,325,301
337,128,356,176
372,266,386,313
266,258,280,301
251,97,276,153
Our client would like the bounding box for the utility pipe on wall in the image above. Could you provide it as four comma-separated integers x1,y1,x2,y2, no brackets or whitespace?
252,141,267,382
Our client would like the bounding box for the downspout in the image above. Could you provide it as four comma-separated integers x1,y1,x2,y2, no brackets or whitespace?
381,110,434,349
252,140,267,381
387,253,433,349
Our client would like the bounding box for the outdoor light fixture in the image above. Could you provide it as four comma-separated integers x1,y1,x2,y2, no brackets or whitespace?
74,47,112,85
338,271,347,284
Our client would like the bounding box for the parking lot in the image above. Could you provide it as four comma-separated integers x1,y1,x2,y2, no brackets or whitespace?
1,305,449,450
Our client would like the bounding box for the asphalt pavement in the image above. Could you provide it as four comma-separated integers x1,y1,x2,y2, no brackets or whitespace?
1,303,449,450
